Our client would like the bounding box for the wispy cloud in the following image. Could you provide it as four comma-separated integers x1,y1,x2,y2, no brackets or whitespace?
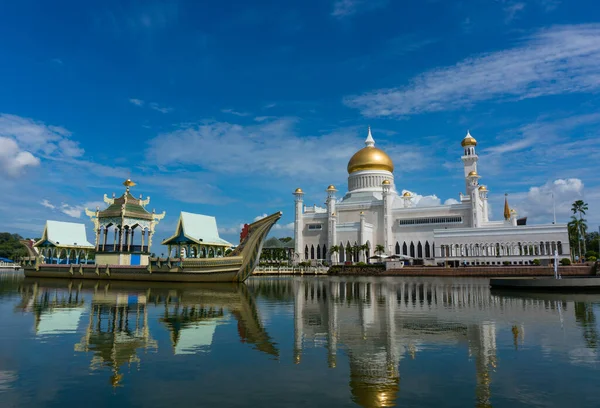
344,24,600,117
149,102,173,114
40,199,55,210
222,108,250,117
145,119,428,180
504,2,526,23
129,98,144,106
130,99,173,113
0,114,83,178
39,199,104,219
331,0,387,18
513,178,586,223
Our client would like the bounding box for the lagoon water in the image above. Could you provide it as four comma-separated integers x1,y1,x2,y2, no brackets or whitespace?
1,270,600,407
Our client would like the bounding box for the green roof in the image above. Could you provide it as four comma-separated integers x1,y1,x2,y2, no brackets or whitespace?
97,193,153,221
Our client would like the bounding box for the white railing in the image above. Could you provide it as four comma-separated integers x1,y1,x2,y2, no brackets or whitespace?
254,265,328,275
0,261,20,269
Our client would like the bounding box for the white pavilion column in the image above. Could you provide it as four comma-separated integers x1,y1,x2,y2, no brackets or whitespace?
382,181,393,254
293,188,305,262
359,212,366,261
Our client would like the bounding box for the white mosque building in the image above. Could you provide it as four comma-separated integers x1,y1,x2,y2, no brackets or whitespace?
293,129,570,266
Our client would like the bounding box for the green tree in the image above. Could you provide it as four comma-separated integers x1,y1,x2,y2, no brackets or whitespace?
572,200,589,259
0,233,29,260
375,244,385,255
360,243,370,262
345,245,353,262
329,245,339,263
568,215,588,261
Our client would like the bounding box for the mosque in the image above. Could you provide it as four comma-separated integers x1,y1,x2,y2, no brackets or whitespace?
293,129,570,266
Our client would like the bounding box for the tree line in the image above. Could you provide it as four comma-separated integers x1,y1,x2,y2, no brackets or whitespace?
0,233,35,260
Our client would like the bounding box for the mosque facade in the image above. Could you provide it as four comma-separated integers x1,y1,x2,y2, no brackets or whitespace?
293,129,570,266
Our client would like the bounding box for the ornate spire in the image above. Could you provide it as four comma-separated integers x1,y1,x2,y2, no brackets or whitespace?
123,179,136,193
503,194,511,220
365,126,375,147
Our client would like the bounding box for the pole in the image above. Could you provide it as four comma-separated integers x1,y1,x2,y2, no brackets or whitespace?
554,249,560,279
552,192,556,224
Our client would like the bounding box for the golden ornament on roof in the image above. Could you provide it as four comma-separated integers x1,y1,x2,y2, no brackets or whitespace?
403,191,411,197
461,131,477,147
294,188,303,193
382,179,391,185
478,185,488,191
467,171,478,177
348,147,394,174
123,179,136,188
327,184,336,190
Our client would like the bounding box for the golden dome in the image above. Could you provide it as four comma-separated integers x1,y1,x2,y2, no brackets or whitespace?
348,147,394,174
327,184,336,190
382,179,391,185
403,191,411,197
478,185,488,191
461,131,477,147
294,188,303,193
467,170,479,177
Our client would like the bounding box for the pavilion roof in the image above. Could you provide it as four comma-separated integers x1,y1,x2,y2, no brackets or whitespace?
161,212,232,247
34,220,94,249
97,192,154,221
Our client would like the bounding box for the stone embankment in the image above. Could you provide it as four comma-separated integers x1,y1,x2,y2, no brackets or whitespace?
328,265,593,277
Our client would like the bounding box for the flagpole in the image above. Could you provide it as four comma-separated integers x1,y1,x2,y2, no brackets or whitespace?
552,192,556,224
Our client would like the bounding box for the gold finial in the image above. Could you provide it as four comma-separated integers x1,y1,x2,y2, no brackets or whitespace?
123,179,136,192
382,179,391,185
504,193,511,220
294,187,303,194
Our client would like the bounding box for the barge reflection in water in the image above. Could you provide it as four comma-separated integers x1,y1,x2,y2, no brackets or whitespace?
1,273,599,407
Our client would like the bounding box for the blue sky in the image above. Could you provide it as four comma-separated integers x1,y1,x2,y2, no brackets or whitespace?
0,0,599,244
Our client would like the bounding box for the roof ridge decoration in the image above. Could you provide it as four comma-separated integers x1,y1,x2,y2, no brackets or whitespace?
504,193,511,220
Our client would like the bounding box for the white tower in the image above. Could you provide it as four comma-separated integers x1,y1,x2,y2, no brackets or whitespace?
382,180,393,255
326,185,338,262
293,188,304,262
461,131,478,194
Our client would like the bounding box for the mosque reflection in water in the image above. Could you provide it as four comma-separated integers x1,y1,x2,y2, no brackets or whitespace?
14,276,600,408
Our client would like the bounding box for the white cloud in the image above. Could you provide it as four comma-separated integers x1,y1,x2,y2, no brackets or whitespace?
397,189,460,208
129,98,144,106
0,114,84,177
40,199,55,210
222,108,250,117
0,137,40,176
344,24,600,117
252,213,294,230
331,0,387,18
149,102,173,114
504,2,526,23
146,119,427,180
444,198,460,205
513,178,585,223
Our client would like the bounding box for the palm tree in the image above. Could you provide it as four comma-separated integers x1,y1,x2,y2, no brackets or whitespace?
345,245,354,263
568,216,588,261
572,200,589,257
329,245,339,264
375,244,385,256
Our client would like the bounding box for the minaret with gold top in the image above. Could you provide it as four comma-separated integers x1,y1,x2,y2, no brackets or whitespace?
85,179,165,266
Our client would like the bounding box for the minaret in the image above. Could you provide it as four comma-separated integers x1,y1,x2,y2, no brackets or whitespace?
382,180,393,255
461,131,478,195
293,188,305,262
479,186,490,223
326,185,338,262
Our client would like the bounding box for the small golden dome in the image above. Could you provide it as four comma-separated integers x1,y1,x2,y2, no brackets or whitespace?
478,185,488,191
467,170,478,177
327,184,336,190
382,180,391,185
294,188,303,193
123,179,136,188
348,147,394,174
461,131,477,147
403,191,411,197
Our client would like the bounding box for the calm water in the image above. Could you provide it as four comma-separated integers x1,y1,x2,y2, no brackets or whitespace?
1,271,600,407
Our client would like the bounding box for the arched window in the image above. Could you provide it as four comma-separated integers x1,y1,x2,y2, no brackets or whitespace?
339,243,345,263
317,245,321,259
305,245,309,260
425,241,431,258
557,241,563,255
310,245,315,260
353,242,359,262
403,242,408,255
417,242,423,258
322,245,327,259
395,242,400,254
410,242,415,258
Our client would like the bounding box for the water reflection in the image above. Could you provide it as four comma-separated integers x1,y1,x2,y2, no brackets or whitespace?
249,277,600,408
4,275,600,407
17,279,279,388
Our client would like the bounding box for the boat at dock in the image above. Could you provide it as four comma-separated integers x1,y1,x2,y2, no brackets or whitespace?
22,211,282,283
